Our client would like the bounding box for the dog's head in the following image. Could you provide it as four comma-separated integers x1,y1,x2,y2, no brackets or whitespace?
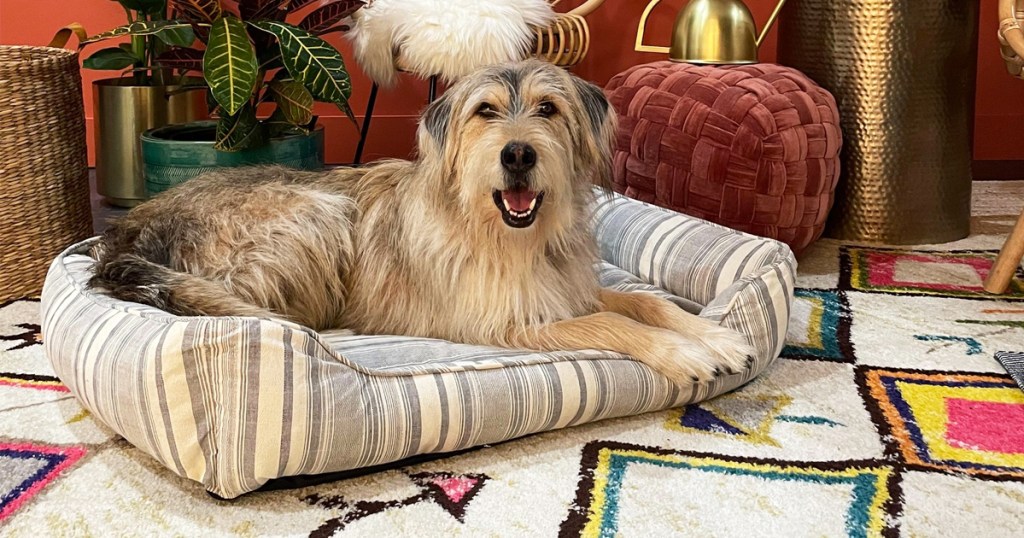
416,60,616,235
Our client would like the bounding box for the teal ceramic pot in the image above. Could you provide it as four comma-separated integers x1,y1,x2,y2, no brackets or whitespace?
140,121,325,197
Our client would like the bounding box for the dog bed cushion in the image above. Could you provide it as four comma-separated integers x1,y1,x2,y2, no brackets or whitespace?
40,192,796,499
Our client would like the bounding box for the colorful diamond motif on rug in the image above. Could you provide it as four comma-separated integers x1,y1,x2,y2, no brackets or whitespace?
0,372,68,393
0,323,41,352
841,247,1024,300
0,442,86,521
858,367,1024,479
666,393,793,446
304,471,488,536
783,289,855,362
561,441,898,538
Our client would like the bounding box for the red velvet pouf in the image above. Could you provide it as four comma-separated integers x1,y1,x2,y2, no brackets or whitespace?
605,61,842,256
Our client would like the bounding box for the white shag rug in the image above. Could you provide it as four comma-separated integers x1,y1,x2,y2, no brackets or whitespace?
1,182,1023,537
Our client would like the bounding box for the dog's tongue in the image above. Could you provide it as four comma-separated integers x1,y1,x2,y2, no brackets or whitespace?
502,189,537,212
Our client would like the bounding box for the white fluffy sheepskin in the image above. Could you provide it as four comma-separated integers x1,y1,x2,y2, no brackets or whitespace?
348,0,555,86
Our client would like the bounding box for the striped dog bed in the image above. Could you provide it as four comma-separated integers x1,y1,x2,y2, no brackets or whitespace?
40,192,796,498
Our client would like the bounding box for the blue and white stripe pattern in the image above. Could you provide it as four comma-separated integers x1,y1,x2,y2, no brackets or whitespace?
996,351,1024,392
40,192,796,498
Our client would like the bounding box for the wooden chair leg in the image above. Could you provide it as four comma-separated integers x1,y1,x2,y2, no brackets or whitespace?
984,208,1024,294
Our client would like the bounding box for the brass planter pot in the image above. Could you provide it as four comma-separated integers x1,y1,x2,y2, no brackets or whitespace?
778,1,980,244
93,78,206,207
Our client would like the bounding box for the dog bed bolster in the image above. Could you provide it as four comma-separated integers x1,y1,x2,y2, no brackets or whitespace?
41,192,795,498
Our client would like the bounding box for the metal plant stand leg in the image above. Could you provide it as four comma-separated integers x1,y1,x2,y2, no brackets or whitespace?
353,82,379,166
353,76,438,166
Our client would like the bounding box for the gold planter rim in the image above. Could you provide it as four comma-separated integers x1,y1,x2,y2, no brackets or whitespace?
93,76,205,89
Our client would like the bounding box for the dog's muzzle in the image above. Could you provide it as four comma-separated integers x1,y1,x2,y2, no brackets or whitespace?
494,142,544,228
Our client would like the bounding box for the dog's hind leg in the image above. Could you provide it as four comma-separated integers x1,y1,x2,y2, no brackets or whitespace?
597,289,754,374
91,253,282,321
508,311,748,385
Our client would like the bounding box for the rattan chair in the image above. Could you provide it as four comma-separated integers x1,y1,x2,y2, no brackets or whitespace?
984,0,1024,294
352,0,606,164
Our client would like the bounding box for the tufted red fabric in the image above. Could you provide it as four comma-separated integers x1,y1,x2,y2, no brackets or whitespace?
605,61,842,256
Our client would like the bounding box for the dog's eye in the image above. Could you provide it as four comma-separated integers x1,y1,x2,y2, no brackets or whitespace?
476,103,498,118
537,101,557,117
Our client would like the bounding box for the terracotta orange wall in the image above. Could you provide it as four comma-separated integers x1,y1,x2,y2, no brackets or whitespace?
1,0,1021,163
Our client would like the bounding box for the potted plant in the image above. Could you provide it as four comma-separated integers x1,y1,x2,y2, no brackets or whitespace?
75,0,363,198
72,0,207,207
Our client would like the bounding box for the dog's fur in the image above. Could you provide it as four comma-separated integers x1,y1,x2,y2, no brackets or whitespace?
348,0,554,86
89,60,753,383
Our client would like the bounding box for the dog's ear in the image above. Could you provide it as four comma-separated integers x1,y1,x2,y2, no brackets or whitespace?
421,91,455,152
572,77,612,141
570,76,616,190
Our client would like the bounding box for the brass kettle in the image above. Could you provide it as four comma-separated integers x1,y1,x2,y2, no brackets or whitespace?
636,0,787,64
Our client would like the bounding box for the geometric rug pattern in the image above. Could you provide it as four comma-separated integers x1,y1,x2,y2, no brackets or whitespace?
841,247,1024,301
561,441,899,537
1,183,1023,536
782,289,855,362
858,368,1024,480
0,442,86,521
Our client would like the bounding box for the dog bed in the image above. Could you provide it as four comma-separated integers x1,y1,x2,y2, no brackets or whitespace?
40,192,796,499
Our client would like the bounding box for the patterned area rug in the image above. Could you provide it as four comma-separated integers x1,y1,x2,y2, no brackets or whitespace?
2,182,1023,537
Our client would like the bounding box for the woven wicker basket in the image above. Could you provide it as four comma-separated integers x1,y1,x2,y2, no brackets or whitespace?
0,46,92,302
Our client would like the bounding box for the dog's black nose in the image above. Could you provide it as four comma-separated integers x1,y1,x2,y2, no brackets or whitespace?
501,142,537,174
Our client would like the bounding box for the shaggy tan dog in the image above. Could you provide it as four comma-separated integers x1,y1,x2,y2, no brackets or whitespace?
90,60,753,383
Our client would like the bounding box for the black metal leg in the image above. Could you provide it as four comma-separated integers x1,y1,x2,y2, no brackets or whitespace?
428,75,438,103
353,82,379,166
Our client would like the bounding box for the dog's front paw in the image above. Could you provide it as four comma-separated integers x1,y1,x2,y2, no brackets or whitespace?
649,303,755,375
690,320,757,376
633,329,741,385
634,324,756,385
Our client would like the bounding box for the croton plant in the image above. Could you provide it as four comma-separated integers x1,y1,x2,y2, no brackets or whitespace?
72,0,364,151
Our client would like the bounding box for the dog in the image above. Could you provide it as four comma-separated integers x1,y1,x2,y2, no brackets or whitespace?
89,60,753,384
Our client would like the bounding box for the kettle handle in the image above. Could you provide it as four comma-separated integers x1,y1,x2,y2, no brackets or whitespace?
756,0,787,47
634,0,788,54
635,0,670,54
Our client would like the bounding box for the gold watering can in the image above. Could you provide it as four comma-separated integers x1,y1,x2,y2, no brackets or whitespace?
636,0,787,64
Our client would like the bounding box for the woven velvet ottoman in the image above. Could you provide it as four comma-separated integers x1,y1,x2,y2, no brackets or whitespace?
606,61,842,256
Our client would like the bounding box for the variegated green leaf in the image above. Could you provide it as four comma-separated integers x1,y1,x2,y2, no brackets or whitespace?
238,0,287,22
250,21,351,109
82,20,196,45
155,47,204,71
117,0,166,15
170,0,222,23
215,104,265,151
299,1,363,35
265,107,309,138
155,25,196,47
204,16,258,116
83,47,140,70
286,0,320,11
337,97,356,125
269,80,314,126
206,88,220,114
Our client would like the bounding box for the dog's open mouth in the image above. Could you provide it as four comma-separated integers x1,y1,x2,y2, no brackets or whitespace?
492,189,544,228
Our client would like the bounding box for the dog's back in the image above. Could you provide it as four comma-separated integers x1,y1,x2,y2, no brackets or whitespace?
90,165,360,330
